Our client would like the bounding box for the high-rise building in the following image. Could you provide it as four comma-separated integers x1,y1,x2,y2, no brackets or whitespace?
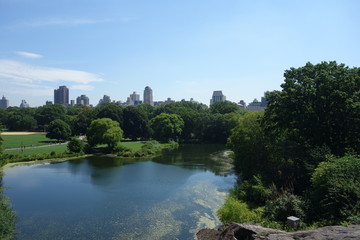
76,95,90,106
0,96,9,109
46,100,53,105
143,86,154,106
19,100,29,108
210,90,226,105
98,95,111,106
54,86,69,105
127,91,141,106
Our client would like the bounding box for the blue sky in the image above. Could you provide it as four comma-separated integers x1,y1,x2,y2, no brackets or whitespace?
1,0,360,107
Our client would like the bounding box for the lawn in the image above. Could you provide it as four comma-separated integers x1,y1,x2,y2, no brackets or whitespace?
4,144,68,156
2,133,57,149
120,141,145,151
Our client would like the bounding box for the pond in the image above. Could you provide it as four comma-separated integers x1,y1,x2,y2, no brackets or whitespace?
3,144,236,240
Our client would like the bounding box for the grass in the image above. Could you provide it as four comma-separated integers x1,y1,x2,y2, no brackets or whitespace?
4,144,68,155
120,141,145,151
2,133,57,149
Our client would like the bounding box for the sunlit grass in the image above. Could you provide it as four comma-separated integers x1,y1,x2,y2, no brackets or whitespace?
4,144,68,155
2,133,57,149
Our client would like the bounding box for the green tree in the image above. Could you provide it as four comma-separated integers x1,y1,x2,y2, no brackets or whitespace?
67,137,85,153
95,103,123,126
150,113,184,142
0,125,3,153
35,104,66,130
6,112,37,131
210,100,241,114
264,61,360,155
122,106,150,140
72,107,94,135
46,119,72,142
87,118,123,150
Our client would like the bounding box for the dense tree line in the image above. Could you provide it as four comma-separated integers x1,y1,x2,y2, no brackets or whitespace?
224,61,360,228
0,100,244,144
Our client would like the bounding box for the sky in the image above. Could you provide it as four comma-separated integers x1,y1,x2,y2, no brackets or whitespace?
1,0,360,107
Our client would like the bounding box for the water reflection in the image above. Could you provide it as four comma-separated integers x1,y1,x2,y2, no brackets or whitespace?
4,144,235,240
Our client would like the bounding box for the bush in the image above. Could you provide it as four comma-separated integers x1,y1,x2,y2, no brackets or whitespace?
309,155,360,222
264,191,306,223
236,175,272,207
0,174,16,240
217,196,263,224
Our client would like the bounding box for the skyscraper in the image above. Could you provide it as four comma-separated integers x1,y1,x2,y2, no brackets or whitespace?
143,86,153,106
19,100,29,108
54,86,69,105
76,94,90,106
210,90,226,105
0,96,9,109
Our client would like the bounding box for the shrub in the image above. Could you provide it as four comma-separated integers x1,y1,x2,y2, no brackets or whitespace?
309,155,360,222
236,175,272,207
217,196,263,224
264,191,306,223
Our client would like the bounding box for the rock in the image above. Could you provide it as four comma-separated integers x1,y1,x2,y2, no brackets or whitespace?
196,223,360,240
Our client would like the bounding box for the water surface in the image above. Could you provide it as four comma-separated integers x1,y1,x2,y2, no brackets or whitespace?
4,144,235,240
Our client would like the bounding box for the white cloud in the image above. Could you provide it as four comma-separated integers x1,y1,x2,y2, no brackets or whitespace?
0,59,104,84
15,51,43,59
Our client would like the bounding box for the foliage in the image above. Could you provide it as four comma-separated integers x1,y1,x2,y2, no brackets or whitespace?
87,118,123,150
122,106,151,140
264,191,306,223
67,137,85,153
236,175,272,207
309,155,360,222
6,110,37,131
71,107,94,136
0,125,3,153
210,100,241,114
264,61,360,156
94,103,123,126
35,104,66,130
228,111,272,180
150,113,184,142
46,119,72,141
217,196,264,224
0,173,16,240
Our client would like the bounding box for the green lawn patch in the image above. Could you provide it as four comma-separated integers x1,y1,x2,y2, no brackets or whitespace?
120,141,145,151
2,133,57,149
4,144,68,155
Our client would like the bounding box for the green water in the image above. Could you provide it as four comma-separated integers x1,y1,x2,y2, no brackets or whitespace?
3,144,235,240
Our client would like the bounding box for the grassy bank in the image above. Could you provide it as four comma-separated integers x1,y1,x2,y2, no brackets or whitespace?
116,141,179,158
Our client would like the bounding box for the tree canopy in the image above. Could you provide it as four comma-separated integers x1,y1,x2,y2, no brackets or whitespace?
150,113,184,142
87,118,123,149
122,106,150,140
46,119,72,141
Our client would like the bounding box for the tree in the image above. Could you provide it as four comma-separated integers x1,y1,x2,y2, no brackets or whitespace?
210,100,241,114
95,103,123,126
35,105,66,130
87,118,123,150
67,137,85,153
264,61,360,155
122,106,150,140
150,113,184,142
46,119,72,142
0,124,3,154
6,112,37,131
72,107,94,135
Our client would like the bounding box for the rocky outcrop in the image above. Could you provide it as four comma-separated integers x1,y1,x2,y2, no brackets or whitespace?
196,223,360,240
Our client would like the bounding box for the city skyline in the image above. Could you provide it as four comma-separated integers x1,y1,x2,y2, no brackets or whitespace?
1,1,360,107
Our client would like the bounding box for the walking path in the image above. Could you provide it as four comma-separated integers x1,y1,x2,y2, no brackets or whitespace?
4,142,68,151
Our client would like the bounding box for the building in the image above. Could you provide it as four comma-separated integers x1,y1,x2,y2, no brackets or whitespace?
210,91,226,105
76,95,90,106
98,95,111,106
247,94,268,112
19,100,29,108
54,86,69,105
0,96,9,109
126,91,141,106
238,100,246,110
143,86,154,106
45,100,53,105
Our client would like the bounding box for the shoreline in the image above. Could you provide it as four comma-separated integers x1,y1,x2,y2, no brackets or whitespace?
0,154,93,170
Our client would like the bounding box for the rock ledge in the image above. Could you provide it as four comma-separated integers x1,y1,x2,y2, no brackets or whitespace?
196,222,360,240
